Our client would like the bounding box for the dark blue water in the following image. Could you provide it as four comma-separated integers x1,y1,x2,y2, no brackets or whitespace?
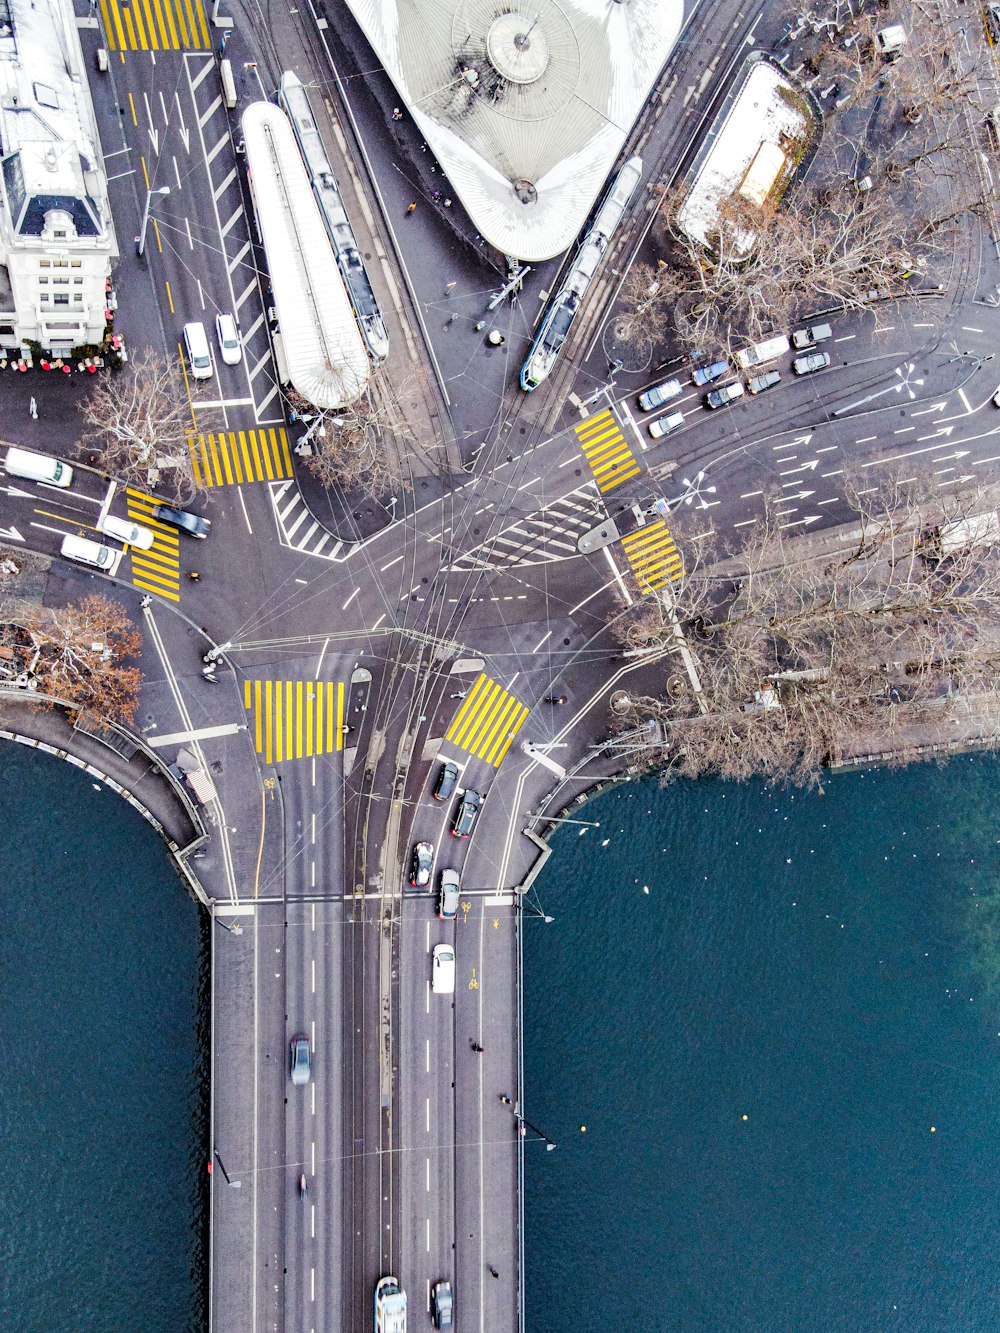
0,741,207,1332
525,757,1000,1332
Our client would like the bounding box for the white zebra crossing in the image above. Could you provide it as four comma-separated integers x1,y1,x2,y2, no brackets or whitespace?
447,486,604,572
269,480,351,561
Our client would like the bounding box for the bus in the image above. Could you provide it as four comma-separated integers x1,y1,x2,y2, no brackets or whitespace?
375,1275,406,1333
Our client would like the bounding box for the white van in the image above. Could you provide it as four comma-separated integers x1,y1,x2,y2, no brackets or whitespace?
60,533,122,575
431,943,456,995
734,335,790,370
183,321,213,380
5,446,73,488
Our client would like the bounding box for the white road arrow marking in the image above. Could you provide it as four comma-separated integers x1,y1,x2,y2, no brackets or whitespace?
780,487,816,498
865,441,971,467
773,432,813,452
910,401,948,416
916,426,954,441
779,515,822,528
0,525,24,542
931,450,970,463
778,458,820,476
175,91,190,154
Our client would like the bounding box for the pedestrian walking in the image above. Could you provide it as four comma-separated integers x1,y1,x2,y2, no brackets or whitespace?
28,396,37,419
471,1041,484,1053
188,570,201,582
391,107,403,121
406,201,416,214
489,1267,499,1280
499,1094,511,1105
444,197,453,207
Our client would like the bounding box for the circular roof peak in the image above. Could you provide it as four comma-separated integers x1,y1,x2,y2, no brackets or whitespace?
486,12,550,84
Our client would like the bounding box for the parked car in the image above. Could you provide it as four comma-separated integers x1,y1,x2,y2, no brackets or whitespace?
706,382,745,409
638,378,682,411
793,351,831,375
747,370,780,395
438,869,460,921
99,515,155,549
410,840,434,889
215,312,242,365
432,944,456,994
691,359,728,386
433,761,459,802
791,322,832,350
648,410,684,440
989,1,1000,38
153,504,211,538
289,1034,310,1086
431,1280,454,1329
450,789,482,838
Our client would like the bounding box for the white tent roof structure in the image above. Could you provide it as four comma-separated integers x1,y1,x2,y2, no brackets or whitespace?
343,0,683,260
241,101,368,410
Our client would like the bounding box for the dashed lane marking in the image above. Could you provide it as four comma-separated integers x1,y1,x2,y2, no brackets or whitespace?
189,428,292,488
243,679,345,765
445,673,528,768
620,519,684,591
124,489,181,601
575,408,642,493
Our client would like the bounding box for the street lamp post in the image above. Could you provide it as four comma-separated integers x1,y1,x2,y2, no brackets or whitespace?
137,185,170,257
500,1098,556,1150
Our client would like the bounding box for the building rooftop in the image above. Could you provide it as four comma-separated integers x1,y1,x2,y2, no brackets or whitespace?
342,0,682,260
0,0,113,247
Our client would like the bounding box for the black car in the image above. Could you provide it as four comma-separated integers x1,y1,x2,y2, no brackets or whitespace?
450,790,481,839
410,840,434,889
433,761,459,802
154,504,211,538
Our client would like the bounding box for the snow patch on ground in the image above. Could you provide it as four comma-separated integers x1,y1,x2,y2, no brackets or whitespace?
679,61,811,248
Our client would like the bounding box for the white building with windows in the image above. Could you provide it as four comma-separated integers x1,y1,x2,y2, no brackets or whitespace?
0,0,117,355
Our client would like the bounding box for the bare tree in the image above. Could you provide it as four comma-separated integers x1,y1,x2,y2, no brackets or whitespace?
615,261,673,341
657,184,918,354
0,593,142,726
611,477,1000,785
77,348,211,501
291,373,414,502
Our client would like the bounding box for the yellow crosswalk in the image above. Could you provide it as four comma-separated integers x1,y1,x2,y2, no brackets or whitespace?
621,519,685,591
189,429,293,489
243,680,346,765
124,489,181,601
575,409,642,493
99,0,210,49
445,673,528,768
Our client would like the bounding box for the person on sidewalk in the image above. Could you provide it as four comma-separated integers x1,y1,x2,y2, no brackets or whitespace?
406,202,417,214
28,396,37,420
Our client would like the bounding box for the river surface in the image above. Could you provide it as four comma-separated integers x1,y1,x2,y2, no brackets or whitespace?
4,737,1000,1331
524,756,1000,1331
0,740,207,1332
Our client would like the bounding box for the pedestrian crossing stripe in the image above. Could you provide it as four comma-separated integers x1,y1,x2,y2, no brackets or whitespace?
99,0,210,50
621,520,685,591
445,673,529,768
189,429,293,489
243,680,346,765
124,488,182,602
575,409,642,493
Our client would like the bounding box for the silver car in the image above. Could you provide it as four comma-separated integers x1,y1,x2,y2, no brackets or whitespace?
290,1034,310,1086
438,869,460,920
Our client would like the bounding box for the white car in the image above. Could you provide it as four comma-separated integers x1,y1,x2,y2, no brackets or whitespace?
432,943,456,994
215,312,242,365
99,514,155,550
